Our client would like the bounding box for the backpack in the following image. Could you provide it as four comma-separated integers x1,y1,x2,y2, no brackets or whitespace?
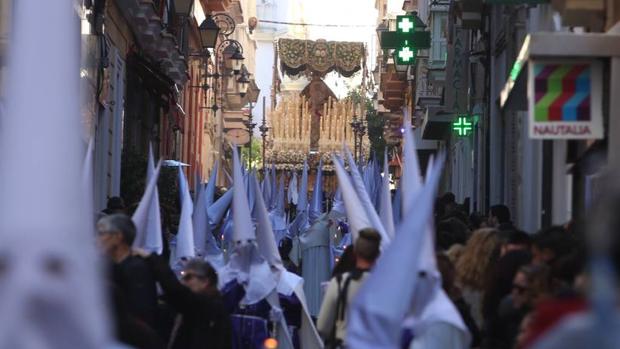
325,269,367,349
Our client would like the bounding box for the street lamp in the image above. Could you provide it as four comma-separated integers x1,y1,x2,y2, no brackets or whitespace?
237,66,250,98
376,21,388,47
173,0,194,17
198,15,220,49
230,47,245,75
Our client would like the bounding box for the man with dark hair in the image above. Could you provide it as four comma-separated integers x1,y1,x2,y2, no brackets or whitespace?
139,253,232,349
488,204,515,231
531,226,573,266
97,214,158,329
101,196,127,215
317,228,382,347
501,230,532,257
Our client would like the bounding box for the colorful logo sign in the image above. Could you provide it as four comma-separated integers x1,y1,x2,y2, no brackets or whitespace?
528,59,603,139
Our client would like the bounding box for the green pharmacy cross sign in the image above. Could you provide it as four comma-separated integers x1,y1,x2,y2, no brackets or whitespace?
398,16,415,33
453,115,474,136
380,15,431,66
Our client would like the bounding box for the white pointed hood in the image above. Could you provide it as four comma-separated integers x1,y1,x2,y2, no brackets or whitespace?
288,172,299,205
379,152,395,239
192,163,215,257
269,175,289,244
205,161,219,207
309,159,324,223
268,164,277,209
262,166,273,208
220,146,278,305
298,160,309,212
82,138,95,225
252,176,284,270
331,155,372,243
274,175,286,217
254,177,324,349
401,110,423,214
289,161,310,236
0,0,110,345
174,166,196,261
346,155,445,348
132,148,164,254
232,147,255,242
332,187,346,215
343,146,390,245
207,189,233,228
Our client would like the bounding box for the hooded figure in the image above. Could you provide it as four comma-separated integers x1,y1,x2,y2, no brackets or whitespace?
298,161,332,317
170,166,196,270
327,188,348,253
253,175,324,349
262,166,273,209
288,171,299,206
193,162,225,271
132,147,164,254
289,160,310,237
0,0,111,345
309,159,324,224
207,189,233,230
343,146,390,246
347,122,470,349
332,156,373,244
299,212,332,318
219,146,280,348
269,175,290,245
379,152,396,239
288,161,310,267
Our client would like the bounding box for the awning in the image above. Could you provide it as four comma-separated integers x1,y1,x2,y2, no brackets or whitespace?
421,105,452,140
500,32,620,111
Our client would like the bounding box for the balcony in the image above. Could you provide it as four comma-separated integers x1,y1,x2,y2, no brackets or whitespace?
115,0,188,86
551,0,606,31
421,105,451,140
380,63,407,112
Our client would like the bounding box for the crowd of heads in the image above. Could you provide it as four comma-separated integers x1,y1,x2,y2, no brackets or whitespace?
431,193,603,349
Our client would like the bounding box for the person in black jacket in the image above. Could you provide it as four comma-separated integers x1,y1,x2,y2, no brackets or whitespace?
97,214,158,329
140,251,233,349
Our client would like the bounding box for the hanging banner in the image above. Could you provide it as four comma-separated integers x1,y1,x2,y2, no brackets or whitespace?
528,59,604,139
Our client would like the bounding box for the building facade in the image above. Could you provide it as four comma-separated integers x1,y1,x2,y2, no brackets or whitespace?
76,0,257,209
377,0,620,232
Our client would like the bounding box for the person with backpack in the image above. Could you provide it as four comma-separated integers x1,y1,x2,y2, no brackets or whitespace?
316,228,382,348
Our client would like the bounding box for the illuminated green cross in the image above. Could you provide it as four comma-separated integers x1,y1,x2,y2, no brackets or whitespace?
453,116,473,136
398,17,414,33
398,46,415,63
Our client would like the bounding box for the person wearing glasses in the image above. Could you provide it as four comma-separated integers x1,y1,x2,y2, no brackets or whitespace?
138,250,233,349
97,214,158,330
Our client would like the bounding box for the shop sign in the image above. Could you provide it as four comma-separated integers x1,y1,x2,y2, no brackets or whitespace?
528,59,604,139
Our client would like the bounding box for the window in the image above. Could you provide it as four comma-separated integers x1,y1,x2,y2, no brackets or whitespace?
429,11,448,66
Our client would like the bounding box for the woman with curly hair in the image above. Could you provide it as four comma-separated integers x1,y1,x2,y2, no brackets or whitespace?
454,228,502,329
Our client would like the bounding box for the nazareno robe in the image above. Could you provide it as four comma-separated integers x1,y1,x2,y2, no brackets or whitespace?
299,215,332,317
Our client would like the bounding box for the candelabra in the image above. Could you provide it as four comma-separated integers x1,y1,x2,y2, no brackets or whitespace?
259,96,269,173
350,116,367,163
